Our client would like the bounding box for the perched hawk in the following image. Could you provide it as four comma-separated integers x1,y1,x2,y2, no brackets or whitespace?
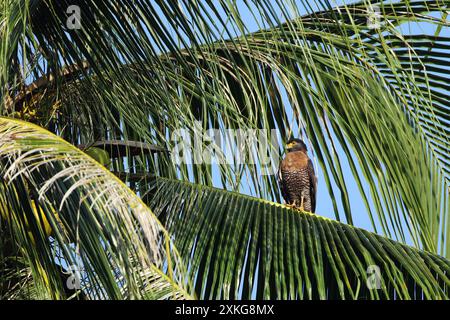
278,138,317,212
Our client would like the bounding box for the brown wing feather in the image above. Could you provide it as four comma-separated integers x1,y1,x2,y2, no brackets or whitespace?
278,160,289,203
307,159,317,212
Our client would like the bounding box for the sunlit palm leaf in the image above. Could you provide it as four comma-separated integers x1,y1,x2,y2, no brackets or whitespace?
0,117,190,299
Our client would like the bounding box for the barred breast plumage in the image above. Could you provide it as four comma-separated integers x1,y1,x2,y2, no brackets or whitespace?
278,149,317,213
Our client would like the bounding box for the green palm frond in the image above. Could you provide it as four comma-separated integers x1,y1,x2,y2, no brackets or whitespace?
146,176,450,300
1,0,450,300
0,117,190,299
2,0,448,257
296,0,450,182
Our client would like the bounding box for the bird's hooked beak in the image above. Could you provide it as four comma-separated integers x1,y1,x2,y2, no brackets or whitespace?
286,141,296,150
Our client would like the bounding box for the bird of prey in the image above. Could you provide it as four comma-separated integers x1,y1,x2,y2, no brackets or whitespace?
278,138,317,212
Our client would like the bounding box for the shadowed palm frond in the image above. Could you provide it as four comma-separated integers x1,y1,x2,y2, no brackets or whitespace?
147,176,450,300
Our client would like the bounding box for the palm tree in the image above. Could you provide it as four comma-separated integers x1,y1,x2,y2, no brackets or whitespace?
1,0,449,299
